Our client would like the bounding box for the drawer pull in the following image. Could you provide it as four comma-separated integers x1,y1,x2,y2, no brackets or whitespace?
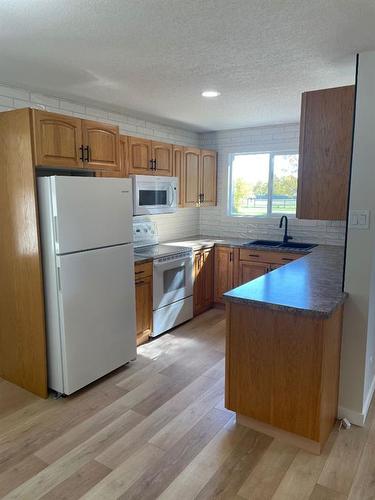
282,258,293,261
135,280,145,285
135,270,144,274
249,254,260,257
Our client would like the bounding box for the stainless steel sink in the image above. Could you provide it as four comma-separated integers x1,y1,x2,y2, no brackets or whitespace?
244,240,317,251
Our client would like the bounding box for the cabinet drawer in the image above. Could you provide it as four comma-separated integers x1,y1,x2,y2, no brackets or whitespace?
134,261,152,279
239,249,304,265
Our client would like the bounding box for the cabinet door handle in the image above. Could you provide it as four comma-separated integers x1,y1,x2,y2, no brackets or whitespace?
153,159,157,170
84,145,90,162
201,193,205,202
149,159,154,170
79,145,84,162
229,252,233,262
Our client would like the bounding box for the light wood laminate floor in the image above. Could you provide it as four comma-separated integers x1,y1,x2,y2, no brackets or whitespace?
0,309,374,499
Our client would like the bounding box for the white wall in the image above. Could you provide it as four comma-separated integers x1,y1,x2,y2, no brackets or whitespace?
0,83,201,241
340,51,375,425
199,124,346,245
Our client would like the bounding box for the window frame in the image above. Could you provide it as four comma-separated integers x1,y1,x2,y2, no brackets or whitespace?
228,150,299,219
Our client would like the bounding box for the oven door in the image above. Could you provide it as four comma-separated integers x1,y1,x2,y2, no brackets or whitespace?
133,176,177,215
153,254,193,310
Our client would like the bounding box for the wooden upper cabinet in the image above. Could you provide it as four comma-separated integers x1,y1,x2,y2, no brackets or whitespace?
297,85,355,220
128,137,153,175
183,147,200,207
81,120,120,172
32,110,83,168
173,145,184,206
214,246,235,304
200,150,217,206
152,141,173,176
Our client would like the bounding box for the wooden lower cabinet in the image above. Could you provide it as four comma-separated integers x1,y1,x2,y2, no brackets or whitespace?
194,248,214,316
238,261,269,285
226,302,344,453
214,246,236,304
134,262,153,346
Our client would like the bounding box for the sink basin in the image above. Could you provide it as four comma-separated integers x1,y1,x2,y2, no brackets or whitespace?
244,240,317,251
244,239,282,247
280,242,317,250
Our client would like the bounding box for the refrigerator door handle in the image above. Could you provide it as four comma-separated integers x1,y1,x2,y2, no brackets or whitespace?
57,266,62,291
53,215,59,246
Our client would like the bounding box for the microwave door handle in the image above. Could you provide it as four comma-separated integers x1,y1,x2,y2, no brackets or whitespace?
168,185,175,207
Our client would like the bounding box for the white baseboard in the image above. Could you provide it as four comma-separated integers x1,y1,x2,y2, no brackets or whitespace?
363,374,375,420
338,374,375,427
338,406,366,426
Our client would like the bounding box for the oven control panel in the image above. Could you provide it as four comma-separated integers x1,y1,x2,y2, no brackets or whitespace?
155,250,192,263
133,221,158,248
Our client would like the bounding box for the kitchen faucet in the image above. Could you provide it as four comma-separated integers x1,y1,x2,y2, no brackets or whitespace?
279,215,293,244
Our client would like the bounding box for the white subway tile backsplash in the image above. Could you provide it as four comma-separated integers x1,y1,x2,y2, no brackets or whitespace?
30,93,60,108
59,99,86,114
0,85,29,100
0,95,13,107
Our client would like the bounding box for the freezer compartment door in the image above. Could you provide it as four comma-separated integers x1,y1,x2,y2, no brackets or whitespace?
56,244,136,394
52,176,133,254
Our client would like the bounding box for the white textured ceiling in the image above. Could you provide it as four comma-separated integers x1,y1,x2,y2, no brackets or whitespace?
0,0,374,131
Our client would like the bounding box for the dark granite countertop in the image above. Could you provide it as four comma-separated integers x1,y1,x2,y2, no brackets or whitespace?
163,235,346,317
224,245,346,317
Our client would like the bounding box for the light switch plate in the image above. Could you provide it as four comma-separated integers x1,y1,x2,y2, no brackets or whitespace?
349,209,370,229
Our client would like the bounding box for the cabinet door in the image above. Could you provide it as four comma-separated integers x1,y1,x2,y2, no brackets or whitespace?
128,137,153,175
297,85,355,220
214,247,234,304
82,120,120,172
193,251,204,315
32,110,83,168
194,248,214,315
238,261,269,286
183,147,200,207
152,141,173,176
119,135,129,177
202,248,214,308
200,150,217,206
135,276,152,346
173,145,185,207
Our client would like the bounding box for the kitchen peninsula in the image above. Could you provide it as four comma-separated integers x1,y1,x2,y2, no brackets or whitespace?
224,244,346,454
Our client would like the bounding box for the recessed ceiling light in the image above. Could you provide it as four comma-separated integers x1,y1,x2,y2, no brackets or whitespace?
201,90,221,98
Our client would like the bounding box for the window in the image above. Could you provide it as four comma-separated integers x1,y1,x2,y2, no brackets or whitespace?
229,152,298,217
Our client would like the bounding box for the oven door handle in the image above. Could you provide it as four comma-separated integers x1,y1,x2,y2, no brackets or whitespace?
153,257,191,268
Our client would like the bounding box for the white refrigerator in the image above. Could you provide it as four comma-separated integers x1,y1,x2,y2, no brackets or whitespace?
38,176,136,395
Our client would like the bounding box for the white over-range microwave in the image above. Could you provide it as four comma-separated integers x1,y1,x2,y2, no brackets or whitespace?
131,175,178,215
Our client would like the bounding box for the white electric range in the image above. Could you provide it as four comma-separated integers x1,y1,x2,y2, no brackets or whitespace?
133,221,193,337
